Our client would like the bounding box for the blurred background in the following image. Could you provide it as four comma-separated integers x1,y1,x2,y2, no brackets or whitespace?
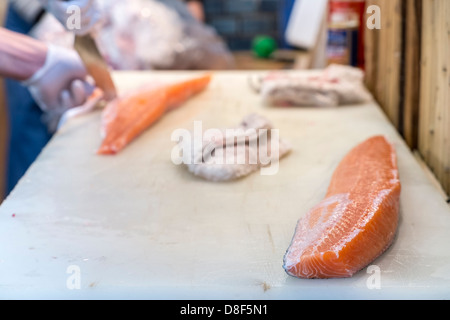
0,0,449,203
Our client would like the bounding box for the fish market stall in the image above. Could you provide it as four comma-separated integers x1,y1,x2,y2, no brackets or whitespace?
0,71,449,299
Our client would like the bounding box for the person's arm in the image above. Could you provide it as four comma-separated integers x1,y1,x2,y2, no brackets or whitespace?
0,27,95,113
0,28,48,81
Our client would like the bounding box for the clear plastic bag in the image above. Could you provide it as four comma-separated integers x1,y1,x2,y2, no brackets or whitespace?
253,64,373,107
31,0,235,70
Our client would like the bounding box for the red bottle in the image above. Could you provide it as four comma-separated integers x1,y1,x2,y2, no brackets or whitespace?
327,0,366,69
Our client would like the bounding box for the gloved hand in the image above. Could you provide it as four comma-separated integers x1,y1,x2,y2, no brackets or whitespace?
22,44,95,115
38,0,101,36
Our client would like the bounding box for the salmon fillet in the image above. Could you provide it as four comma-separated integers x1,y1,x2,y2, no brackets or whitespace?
283,135,401,278
98,74,212,155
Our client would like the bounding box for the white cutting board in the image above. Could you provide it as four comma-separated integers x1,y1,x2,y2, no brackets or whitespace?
1,71,450,299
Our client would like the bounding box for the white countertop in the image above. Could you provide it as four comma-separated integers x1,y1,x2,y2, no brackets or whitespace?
1,71,449,299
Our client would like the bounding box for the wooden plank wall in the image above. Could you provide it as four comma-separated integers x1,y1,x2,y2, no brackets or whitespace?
0,1,8,202
418,0,450,197
364,0,450,197
403,0,422,149
364,0,403,130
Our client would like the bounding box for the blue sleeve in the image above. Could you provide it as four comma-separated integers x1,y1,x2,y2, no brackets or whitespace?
3,5,52,195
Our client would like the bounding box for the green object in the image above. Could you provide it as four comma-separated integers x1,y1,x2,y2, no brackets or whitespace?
252,36,277,58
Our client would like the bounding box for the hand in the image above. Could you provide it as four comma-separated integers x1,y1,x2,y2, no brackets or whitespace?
39,0,101,35
22,44,95,114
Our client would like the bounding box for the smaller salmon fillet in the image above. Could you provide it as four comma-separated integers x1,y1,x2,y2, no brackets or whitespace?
283,135,401,278
98,74,212,155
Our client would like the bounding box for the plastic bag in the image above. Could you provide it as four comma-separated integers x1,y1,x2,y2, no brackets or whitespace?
30,0,235,70
252,64,373,107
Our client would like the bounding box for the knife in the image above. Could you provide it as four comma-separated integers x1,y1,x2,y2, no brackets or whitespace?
74,34,117,101
63,0,117,101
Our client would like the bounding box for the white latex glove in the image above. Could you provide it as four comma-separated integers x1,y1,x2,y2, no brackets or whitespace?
22,44,95,114
38,0,101,36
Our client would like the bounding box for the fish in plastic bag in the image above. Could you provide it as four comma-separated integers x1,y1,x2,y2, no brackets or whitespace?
251,64,373,107
30,0,234,70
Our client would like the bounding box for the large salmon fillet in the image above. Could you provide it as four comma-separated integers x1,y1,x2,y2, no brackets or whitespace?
98,74,212,155
283,135,401,278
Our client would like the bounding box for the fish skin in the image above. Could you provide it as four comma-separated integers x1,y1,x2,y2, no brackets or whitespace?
283,135,401,279
182,113,292,182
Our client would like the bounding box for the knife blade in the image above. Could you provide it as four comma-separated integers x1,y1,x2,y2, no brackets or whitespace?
74,34,117,101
